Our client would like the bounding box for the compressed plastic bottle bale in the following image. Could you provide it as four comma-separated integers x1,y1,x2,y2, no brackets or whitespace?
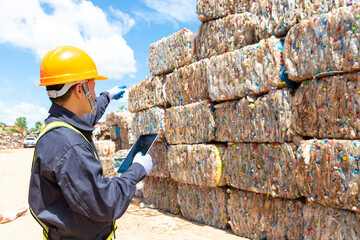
303,202,360,240
148,142,170,178
251,0,300,39
167,144,226,187
177,183,229,229
284,5,360,82
292,73,360,139
208,37,290,102
196,0,252,22
94,140,116,157
215,89,294,143
119,127,131,150
300,0,360,20
296,139,360,212
128,76,167,113
130,107,165,142
228,189,304,239
194,12,258,60
252,0,359,39
164,101,216,144
143,176,180,214
164,59,209,107
117,112,132,130
197,1,358,37
224,142,300,198
148,28,194,76
116,112,134,148
105,111,120,126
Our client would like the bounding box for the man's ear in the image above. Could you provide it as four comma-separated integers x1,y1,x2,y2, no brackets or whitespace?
74,84,83,99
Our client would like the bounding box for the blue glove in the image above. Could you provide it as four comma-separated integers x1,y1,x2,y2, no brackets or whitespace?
107,85,126,100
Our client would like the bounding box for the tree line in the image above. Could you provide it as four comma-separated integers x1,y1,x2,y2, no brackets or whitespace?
1,117,42,138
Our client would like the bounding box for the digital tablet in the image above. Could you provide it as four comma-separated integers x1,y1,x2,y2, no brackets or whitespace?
117,133,158,173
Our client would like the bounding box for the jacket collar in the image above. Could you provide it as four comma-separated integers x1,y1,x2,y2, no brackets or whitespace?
46,103,94,132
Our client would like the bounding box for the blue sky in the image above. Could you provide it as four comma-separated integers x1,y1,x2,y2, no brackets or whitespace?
0,0,200,128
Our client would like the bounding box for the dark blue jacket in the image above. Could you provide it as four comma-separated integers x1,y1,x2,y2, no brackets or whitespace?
28,92,146,239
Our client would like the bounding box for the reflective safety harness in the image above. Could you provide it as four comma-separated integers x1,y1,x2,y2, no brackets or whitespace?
30,121,117,240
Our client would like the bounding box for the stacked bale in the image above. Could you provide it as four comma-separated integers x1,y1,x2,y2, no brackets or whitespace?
148,28,194,76
142,177,179,214
94,117,117,178
94,111,133,178
228,190,304,239
196,0,359,38
167,144,226,187
215,89,294,143
296,139,360,212
303,202,360,239
292,71,360,139
116,112,133,149
177,183,229,229
164,59,208,106
147,142,170,179
128,76,166,113
228,189,360,239
207,37,290,101
94,140,117,158
130,107,166,143
193,12,258,60
224,142,300,199
164,101,216,144
105,112,120,142
284,5,360,81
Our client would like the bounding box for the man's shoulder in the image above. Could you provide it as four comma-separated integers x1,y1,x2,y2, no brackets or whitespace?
37,126,90,153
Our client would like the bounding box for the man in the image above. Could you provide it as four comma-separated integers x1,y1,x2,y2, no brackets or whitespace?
28,46,152,240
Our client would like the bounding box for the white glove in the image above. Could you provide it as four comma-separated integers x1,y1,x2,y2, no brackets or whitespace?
107,85,126,100
133,152,153,175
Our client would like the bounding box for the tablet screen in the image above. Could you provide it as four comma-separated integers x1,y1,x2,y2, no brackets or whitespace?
117,133,158,173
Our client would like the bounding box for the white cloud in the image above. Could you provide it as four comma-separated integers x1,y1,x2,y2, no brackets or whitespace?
0,101,48,128
109,6,135,34
0,0,136,79
142,0,197,23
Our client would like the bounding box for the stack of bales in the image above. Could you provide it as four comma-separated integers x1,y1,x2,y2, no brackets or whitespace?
129,28,230,227
285,4,360,240
129,0,360,238
104,111,134,150
93,112,133,177
195,0,360,239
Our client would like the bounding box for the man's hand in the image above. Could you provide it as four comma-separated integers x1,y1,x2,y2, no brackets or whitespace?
107,85,126,100
133,152,153,175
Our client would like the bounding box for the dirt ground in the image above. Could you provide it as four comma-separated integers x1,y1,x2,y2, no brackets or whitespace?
0,148,246,240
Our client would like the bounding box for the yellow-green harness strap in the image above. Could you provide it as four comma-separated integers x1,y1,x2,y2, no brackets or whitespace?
31,121,98,168
30,121,116,240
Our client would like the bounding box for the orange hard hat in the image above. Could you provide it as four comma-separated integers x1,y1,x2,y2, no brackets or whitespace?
39,46,107,86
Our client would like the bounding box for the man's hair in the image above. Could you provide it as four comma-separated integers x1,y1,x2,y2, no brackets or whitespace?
46,84,77,105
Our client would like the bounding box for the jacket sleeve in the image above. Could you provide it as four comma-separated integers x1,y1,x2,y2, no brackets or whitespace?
82,92,111,126
54,143,147,222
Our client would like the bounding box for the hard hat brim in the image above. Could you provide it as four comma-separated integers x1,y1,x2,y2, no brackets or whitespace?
39,72,108,86
94,75,108,81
